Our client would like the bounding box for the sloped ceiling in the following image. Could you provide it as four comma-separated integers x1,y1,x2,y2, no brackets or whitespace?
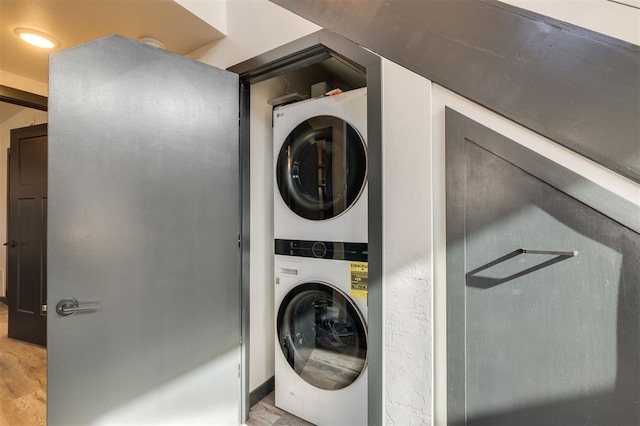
270,0,640,184
0,0,226,83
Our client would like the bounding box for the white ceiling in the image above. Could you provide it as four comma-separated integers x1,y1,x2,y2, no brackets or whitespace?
0,0,225,84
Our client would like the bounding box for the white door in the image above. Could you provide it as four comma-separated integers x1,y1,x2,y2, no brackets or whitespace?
47,35,241,425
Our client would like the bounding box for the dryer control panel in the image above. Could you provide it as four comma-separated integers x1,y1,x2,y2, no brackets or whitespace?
275,238,367,262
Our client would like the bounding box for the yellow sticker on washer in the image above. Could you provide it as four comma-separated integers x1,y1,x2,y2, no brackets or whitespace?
350,262,368,299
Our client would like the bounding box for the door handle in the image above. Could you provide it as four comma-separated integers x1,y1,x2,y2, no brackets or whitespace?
3,241,16,248
56,298,101,316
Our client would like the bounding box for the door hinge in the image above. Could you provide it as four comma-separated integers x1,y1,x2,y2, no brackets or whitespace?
238,233,241,247
41,304,47,313
238,364,241,378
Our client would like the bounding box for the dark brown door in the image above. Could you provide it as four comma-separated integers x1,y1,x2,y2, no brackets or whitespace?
7,123,47,346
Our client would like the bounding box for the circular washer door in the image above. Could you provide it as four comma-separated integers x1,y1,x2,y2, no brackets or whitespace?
276,115,367,221
277,282,368,390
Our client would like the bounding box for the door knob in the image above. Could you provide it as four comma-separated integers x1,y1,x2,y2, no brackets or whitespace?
56,298,101,316
3,241,16,248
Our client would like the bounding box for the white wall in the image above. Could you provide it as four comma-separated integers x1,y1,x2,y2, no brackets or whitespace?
380,59,433,424
0,107,48,298
499,0,640,45
248,77,286,391
187,0,320,70
174,0,228,35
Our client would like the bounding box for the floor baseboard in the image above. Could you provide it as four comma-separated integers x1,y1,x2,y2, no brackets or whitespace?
250,376,275,408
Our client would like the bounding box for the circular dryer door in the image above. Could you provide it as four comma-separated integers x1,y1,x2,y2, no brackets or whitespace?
277,282,368,390
276,115,367,220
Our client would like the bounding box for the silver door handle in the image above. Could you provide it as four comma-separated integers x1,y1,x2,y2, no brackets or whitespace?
56,298,101,316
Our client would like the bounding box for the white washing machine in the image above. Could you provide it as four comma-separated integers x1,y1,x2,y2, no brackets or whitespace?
273,88,368,243
274,241,368,426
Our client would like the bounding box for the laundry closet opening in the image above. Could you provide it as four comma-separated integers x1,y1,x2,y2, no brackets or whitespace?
228,31,382,424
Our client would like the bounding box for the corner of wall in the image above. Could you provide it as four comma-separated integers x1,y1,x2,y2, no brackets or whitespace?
0,70,48,97
190,0,320,70
174,0,228,36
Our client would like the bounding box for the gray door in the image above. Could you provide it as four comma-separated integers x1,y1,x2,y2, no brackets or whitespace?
47,35,241,425
7,123,48,346
446,109,640,425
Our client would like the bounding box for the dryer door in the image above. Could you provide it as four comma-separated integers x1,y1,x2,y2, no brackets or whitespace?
276,115,367,220
277,282,368,390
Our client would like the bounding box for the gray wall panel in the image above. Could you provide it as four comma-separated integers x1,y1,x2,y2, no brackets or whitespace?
271,0,640,183
446,108,640,425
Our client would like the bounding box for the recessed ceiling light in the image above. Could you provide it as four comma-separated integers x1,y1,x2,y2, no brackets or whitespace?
14,28,59,49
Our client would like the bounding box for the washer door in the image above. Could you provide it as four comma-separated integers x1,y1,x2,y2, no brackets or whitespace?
277,282,368,390
276,115,367,220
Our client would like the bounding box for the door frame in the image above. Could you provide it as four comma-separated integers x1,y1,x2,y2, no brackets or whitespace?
0,85,47,111
229,29,383,423
7,123,49,347
0,86,47,308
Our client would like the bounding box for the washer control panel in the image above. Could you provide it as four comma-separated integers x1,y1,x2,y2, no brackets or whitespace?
275,239,367,262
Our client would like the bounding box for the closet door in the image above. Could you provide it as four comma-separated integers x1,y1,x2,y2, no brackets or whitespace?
48,35,241,425
446,108,640,425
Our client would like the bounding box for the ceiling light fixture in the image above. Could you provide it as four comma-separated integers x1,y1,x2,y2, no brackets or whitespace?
14,28,59,49
139,38,165,50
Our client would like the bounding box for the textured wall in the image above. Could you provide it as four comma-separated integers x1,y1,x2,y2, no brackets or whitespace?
381,59,433,424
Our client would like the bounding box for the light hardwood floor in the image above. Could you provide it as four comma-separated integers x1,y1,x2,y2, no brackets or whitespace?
0,302,47,426
0,302,308,425
245,392,313,426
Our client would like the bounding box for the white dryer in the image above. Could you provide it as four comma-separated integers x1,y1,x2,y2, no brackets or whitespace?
273,88,368,243
274,240,368,426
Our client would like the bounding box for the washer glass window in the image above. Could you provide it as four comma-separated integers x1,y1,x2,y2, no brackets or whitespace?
277,282,368,390
276,115,367,220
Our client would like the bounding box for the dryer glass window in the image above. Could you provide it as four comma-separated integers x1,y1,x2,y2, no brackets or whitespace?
276,115,367,220
277,282,367,390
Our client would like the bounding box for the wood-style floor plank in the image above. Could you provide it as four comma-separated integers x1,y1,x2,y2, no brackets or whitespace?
1,302,309,426
245,392,314,426
0,302,46,426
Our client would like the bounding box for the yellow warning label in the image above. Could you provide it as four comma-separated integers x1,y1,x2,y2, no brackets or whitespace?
350,262,368,299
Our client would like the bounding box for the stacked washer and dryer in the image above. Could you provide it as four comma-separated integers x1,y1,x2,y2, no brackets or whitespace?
273,87,369,425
